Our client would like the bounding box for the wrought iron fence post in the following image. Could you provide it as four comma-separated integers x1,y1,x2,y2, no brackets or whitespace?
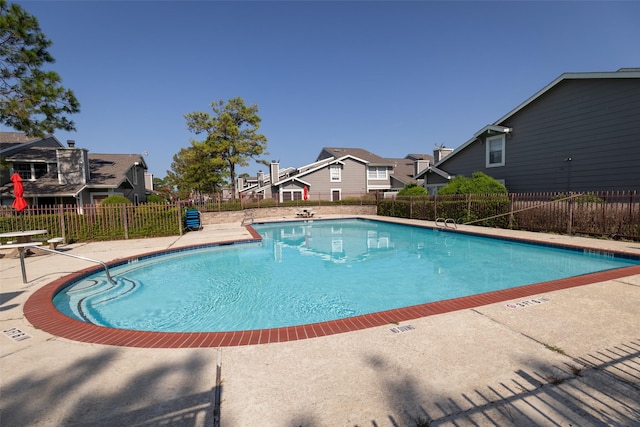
633,191,639,241
121,204,129,239
509,194,515,229
409,196,413,219
434,194,438,219
58,204,66,242
567,192,573,235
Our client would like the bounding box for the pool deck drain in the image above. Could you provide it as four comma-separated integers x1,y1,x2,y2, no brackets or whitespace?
2,216,640,426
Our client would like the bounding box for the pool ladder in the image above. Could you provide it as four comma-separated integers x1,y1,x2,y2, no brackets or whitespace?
435,218,457,229
35,246,116,284
241,209,254,225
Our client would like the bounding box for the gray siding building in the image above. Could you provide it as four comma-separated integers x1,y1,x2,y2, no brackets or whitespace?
418,69,640,194
239,148,432,201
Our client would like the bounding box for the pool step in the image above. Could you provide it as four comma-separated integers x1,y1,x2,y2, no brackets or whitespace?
66,277,141,322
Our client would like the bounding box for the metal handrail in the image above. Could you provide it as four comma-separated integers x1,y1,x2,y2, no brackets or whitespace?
241,209,254,225
435,217,457,229
36,246,116,284
444,218,457,229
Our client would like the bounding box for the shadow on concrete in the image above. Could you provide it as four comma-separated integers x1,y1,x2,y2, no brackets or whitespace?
0,290,23,311
3,339,638,426
363,339,640,426
1,348,218,426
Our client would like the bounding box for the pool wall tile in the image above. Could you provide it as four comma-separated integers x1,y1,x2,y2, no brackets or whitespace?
236,331,252,346
294,326,307,340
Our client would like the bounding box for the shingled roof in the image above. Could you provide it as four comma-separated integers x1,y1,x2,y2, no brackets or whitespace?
317,147,393,165
0,132,39,143
383,154,432,186
318,147,432,185
1,133,147,200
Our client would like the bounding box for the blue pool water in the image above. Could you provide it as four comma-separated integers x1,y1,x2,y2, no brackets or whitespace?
53,219,639,332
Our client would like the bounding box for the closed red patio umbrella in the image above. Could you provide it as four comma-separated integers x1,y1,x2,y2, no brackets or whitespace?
11,173,28,231
303,185,309,201
11,173,28,212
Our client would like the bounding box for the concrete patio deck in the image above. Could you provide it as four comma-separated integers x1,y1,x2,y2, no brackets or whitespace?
1,215,639,426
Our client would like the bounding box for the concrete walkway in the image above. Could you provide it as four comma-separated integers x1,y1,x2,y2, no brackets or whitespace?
1,216,639,426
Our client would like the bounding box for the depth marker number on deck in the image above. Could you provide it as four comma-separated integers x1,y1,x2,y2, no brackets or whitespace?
3,327,32,341
390,324,415,334
505,297,550,309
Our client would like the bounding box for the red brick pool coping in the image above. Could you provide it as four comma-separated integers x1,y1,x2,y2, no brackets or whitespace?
23,226,640,348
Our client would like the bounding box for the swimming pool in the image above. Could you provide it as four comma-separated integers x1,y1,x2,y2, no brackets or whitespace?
50,219,639,335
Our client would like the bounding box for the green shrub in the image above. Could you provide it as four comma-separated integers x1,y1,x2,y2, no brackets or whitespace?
377,199,411,218
146,193,165,203
100,195,132,205
438,172,507,195
398,183,427,196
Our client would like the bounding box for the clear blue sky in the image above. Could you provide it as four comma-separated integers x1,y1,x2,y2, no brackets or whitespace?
10,1,640,179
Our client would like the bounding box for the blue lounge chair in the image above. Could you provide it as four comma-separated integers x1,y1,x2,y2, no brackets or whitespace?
185,209,202,231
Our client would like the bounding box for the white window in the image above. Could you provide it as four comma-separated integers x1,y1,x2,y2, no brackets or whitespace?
330,164,341,182
486,135,505,168
13,163,32,180
13,162,48,180
34,163,48,178
281,190,302,202
368,166,387,180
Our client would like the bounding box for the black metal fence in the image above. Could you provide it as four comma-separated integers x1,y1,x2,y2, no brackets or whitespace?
1,191,638,243
0,203,182,243
0,192,378,243
378,191,640,241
